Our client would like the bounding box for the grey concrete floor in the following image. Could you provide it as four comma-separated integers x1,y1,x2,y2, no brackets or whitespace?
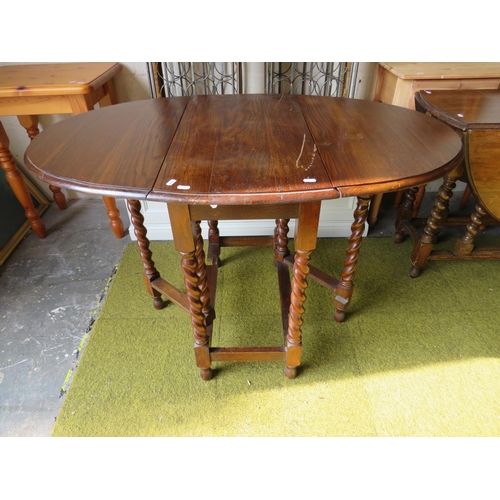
0,190,492,436
0,198,131,436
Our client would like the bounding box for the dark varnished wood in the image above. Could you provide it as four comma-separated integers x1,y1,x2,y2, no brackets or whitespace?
24,94,464,379
25,98,189,199
400,90,500,276
150,94,463,204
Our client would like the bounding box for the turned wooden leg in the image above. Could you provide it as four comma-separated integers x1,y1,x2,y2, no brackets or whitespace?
334,196,370,323
274,218,290,262
285,202,321,379
127,199,164,310
0,122,46,238
207,220,221,266
194,220,214,324
17,115,67,210
410,174,457,277
394,186,419,243
103,196,125,238
459,184,472,210
412,184,427,218
168,203,213,380
181,248,213,381
285,248,312,379
367,192,383,227
68,93,125,236
453,204,488,256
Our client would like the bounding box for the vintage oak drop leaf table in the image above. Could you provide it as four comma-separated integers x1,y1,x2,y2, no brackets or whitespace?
24,94,463,380
395,89,500,277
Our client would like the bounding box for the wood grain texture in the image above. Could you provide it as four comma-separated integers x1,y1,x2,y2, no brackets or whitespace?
152,94,331,204
379,62,500,81
0,63,121,97
25,98,189,199
416,89,500,130
415,89,500,221
24,94,463,203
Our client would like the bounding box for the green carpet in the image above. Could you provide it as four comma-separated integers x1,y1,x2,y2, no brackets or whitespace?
52,235,500,437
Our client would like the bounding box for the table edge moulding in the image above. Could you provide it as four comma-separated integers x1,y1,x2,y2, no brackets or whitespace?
24,94,464,380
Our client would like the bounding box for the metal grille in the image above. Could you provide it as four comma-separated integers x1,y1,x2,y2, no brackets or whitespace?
148,62,242,97
266,62,358,97
148,62,358,99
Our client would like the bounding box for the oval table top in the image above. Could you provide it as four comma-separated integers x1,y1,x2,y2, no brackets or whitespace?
25,94,464,205
416,89,500,131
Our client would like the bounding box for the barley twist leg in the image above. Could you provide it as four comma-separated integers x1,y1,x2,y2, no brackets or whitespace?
334,196,370,323
274,218,290,262
285,248,312,379
394,186,419,243
453,204,488,256
194,220,213,322
410,175,456,277
207,220,221,266
181,249,212,381
127,199,164,310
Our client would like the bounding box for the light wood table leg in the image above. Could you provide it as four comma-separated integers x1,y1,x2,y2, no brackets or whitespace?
17,115,67,210
0,122,46,238
70,92,125,239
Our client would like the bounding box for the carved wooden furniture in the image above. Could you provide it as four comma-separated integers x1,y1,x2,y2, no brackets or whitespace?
1,120,50,265
0,62,124,238
395,89,500,277
24,95,462,380
368,62,500,227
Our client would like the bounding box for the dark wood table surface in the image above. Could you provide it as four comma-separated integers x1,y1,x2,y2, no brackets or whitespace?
25,94,463,380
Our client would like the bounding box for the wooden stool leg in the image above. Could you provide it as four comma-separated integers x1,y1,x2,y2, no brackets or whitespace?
367,193,383,227
103,196,124,238
18,115,67,210
0,122,46,238
69,92,125,238
334,196,370,323
127,199,164,310
49,185,68,210
459,184,472,210
412,184,426,218
393,190,404,209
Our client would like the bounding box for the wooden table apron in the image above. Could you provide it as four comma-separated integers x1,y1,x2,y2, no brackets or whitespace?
24,94,464,380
